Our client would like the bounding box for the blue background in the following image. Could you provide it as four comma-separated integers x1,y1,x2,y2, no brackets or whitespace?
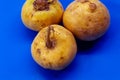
0,0,120,80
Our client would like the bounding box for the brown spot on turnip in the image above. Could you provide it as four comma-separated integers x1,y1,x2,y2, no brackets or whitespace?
86,23,89,27
34,42,38,46
43,58,46,61
31,14,33,18
41,23,45,27
36,48,41,54
48,62,52,68
36,20,39,22
60,57,64,60
104,17,107,20
89,18,92,21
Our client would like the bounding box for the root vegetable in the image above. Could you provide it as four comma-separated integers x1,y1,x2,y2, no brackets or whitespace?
31,25,77,70
63,0,110,41
21,0,64,31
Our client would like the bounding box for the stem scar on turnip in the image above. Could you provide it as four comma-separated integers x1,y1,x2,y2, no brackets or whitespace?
33,0,54,11
89,2,97,12
46,26,56,49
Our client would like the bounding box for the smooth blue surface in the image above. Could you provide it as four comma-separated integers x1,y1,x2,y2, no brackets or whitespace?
0,0,120,80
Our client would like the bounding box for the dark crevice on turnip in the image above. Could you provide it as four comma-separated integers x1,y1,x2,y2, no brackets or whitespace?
46,26,56,49
33,0,54,11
